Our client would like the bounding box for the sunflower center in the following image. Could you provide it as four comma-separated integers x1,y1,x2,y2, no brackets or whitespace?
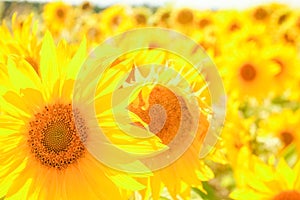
28,104,87,170
280,131,294,146
112,16,121,26
278,13,288,25
161,12,170,22
81,1,91,10
56,8,65,19
135,14,147,24
273,190,300,200
198,18,211,29
129,85,193,145
240,64,256,81
229,22,241,32
253,7,268,20
43,121,72,153
177,9,194,24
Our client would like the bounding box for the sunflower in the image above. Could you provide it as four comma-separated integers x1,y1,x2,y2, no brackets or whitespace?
221,102,253,167
247,5,271,23
132,7,152,26
104,46,215,199
79,1,93,12
152,6,173,27
0,32,148,199
259,109,300,154
214,10,247,36
194,9,215,30
230,154,300,200
43,2,74,37
220,43,276,100
72,13,107,48
170,7,195,34
264,44,300,94
269,4,291,30
0,13,40,74
99,5,135,35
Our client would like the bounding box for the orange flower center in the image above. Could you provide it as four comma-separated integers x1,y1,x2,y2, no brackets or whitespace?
161,12,170,22
112,16,121,26
129,85,193,145
135,14,147,24
253,7,268,20
198,18,211,29
280,131,294,146
278,13,289,25
81,1,91,10
28,104,87,170
273,190,300,200
229,22,241,32
56,8,66,19
177,9,194,25
240,63,257,81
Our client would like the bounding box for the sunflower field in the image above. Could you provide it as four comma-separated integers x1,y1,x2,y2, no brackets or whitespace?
1,1,300,200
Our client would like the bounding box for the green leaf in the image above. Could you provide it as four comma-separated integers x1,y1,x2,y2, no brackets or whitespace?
192,182,220,200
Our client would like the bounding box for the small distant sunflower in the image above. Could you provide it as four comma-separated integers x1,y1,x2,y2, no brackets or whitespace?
194,9,215,30
0,14,40,74
230,155,300,200
247,5,271,23
170,7,195,34
0,32,146,199
274,24,300,45
43,2,73,36
259,109,300,153
132,7,152,26
269,5,291,29
221,44,276,100
214,10,247,36
73,13,106,47
152,6,172,27
79,1,93,12
264,44,300,94
100,5,135,35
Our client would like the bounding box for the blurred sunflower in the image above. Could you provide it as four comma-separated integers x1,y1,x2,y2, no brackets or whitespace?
230,155,300,200
247,5,271,23
79,1,93,12
269,5,291,30
194,9,215,30
221,44,276,100
214,10,246,36
107,49,215,199
132,7,152,26
73,13,106,48
100,5,135,35
0,14,40,74
0,32,146,200
170,7,195,33
152,6,172,27
259,109,300,154
265,44,300,94
222,102,253,167
43,2,74,37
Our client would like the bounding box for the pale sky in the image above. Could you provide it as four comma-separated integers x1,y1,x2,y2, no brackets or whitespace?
23,0,300,9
